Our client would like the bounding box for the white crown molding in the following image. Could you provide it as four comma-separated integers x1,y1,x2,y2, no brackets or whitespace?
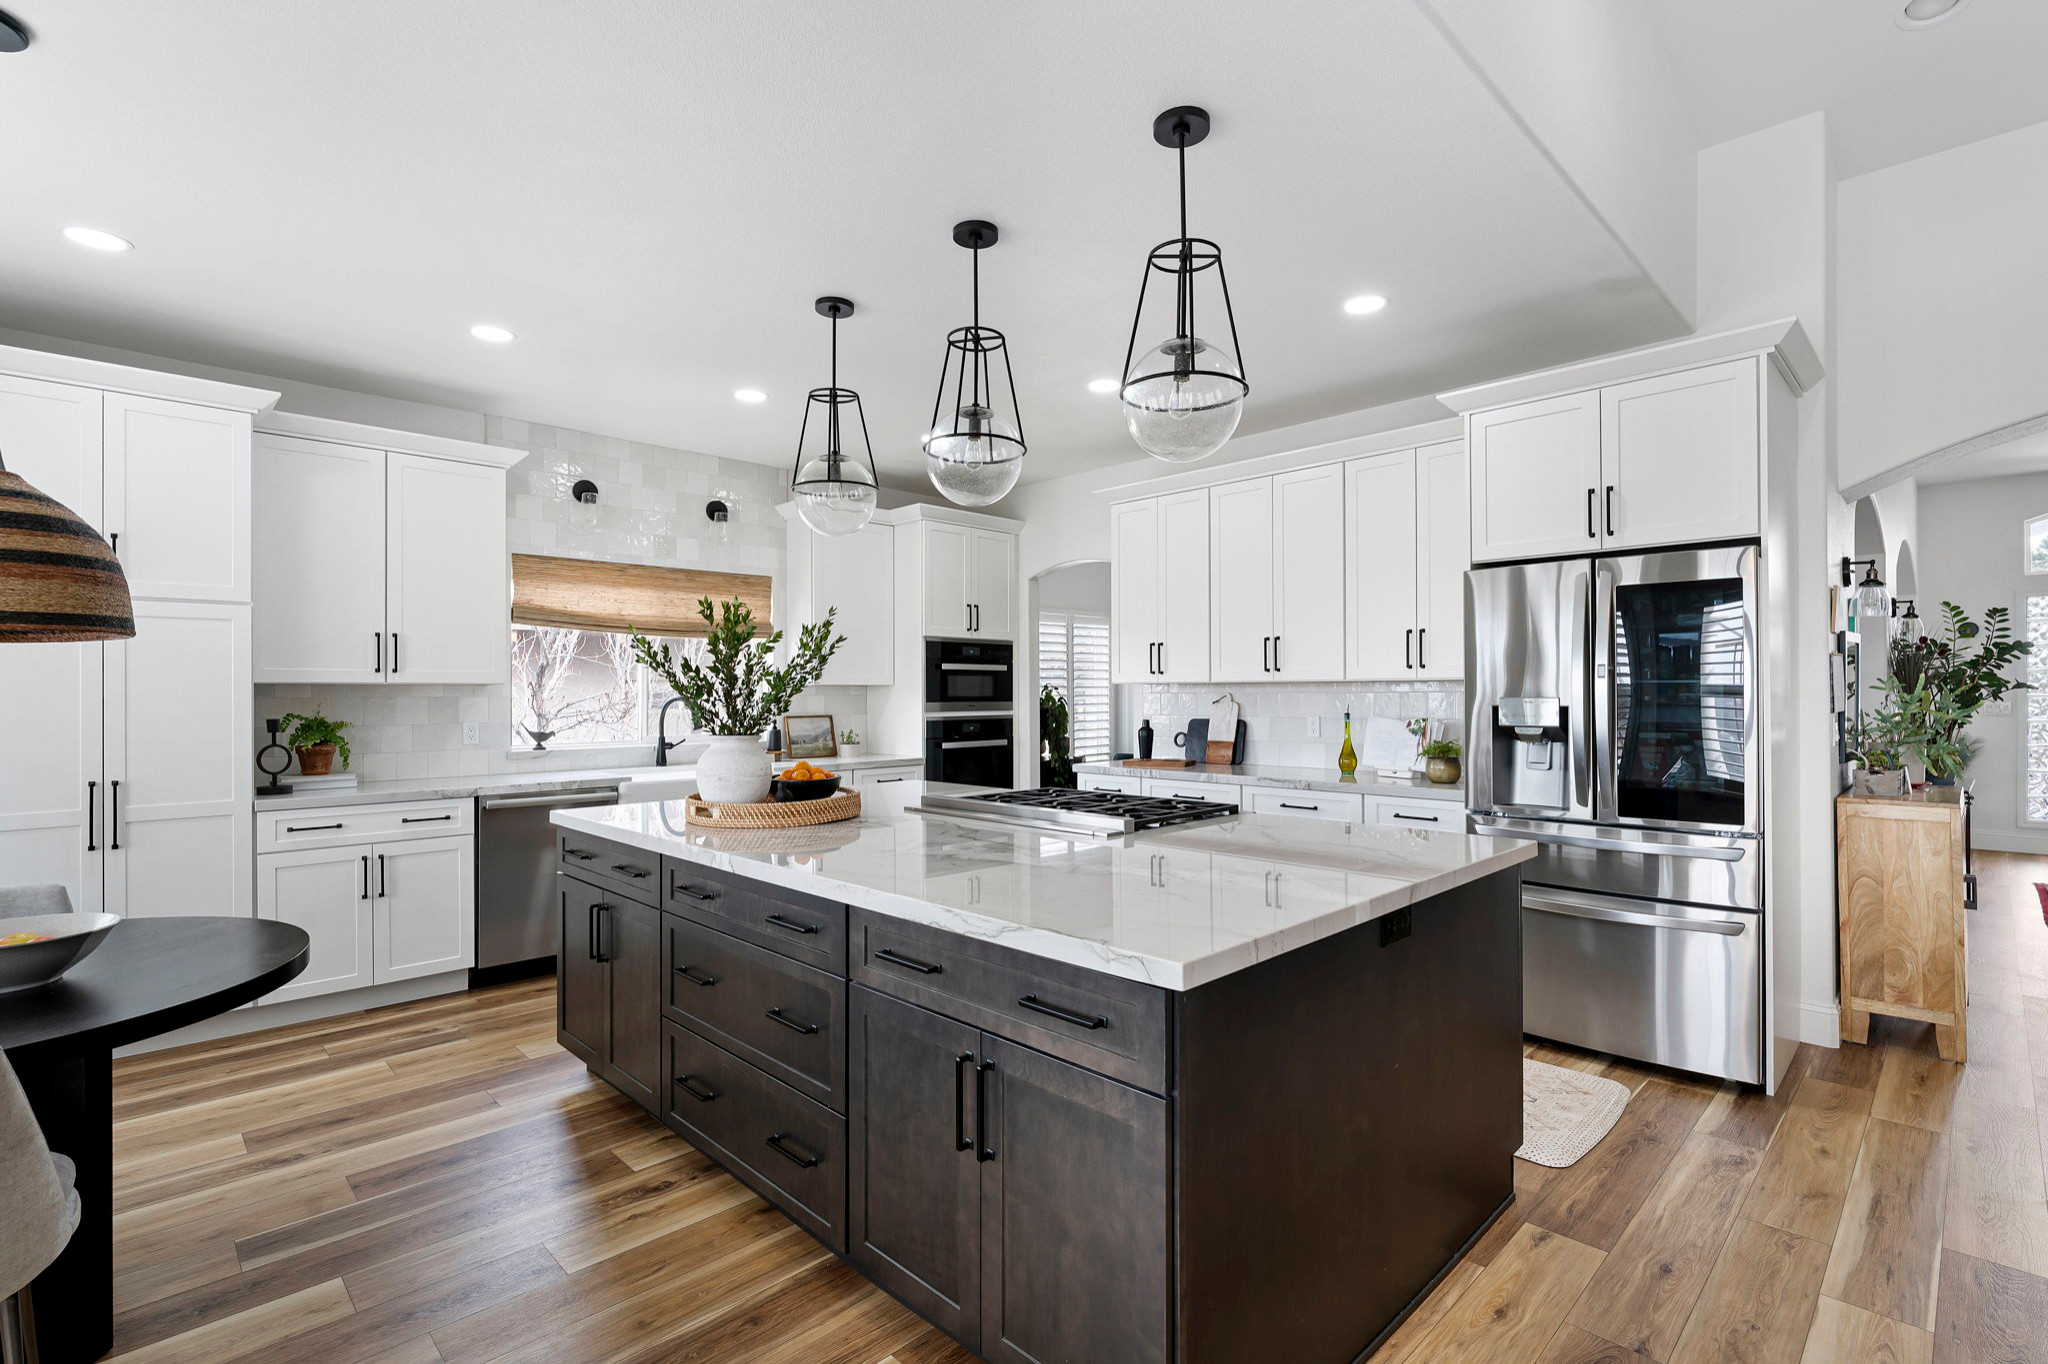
1436,317,1824,415
1094,417,1464,501
258,409,527,469
0,341,281,414
778,500,1024,533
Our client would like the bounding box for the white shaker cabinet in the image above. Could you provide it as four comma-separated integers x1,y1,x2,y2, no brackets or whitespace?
373,834,476,982
1468,390,1601,564
1209,477,1275,681
1272,465,1345,680
785,519,894,686
916,520,1015,640
1599,359,1759,551
1110,499,1160,683
257,846,375,1002
1415,441,1470,680
1111,489,1210,684
1344,452,1418,678
969,528,1016,640
251,434,386,683
103,394,251,602
385,453,508,684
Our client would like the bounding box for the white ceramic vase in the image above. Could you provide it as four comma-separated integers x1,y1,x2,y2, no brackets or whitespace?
696,733,772,804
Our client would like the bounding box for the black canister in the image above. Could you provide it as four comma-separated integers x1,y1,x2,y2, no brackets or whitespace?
1137,718,1154,760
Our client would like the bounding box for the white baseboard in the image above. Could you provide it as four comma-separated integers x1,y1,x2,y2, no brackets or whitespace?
114,971,473,1057
1794,999,1843,1048
1970,830,2048,856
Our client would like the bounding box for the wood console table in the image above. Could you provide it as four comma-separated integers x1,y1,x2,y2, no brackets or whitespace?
1836,788,1972,1062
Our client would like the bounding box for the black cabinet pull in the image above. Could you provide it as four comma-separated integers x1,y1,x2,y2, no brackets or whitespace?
1417,628,1426,670
374,631,382,674
286,822,344,832
1260,636,1271,673
873,947,942,975
85,780,96,851
588,903,599,961
765,1007,819,1035
360,854,369,901
765,1133,820,1169
955,1051,974,1152
1404,629,1413,669
673,964,718,987
1605,485,1616,538
1272,635,1280,671
593,903,611,962
610,864,650,879
390,632,399,673
763,913,816,936
1278,802,1320,811
109,780,119,850
376,852,386,898
674,1074,719,1103
872,776,907,783
1392,812,1441,823
401,814,453,824
1017,994,1107,1030
975,1059,995,1163
563,847,597,861
1587,488,1597,539
670,882,716,902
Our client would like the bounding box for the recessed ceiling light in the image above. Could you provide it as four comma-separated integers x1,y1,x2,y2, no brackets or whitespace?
1897,0,1968,28
63,226,132,253
469,324,515,344
733,388,767,404
1087,378,1119,394
1343,294,1388,316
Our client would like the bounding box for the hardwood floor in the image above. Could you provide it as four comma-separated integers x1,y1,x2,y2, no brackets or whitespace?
107,852,2048,1362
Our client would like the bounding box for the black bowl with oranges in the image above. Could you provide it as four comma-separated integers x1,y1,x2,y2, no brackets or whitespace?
771,760,841,802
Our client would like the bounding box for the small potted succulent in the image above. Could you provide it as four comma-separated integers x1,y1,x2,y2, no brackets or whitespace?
839,728,862,759
1846,713,1910,799
1420,737,1463,786
280,706,352,776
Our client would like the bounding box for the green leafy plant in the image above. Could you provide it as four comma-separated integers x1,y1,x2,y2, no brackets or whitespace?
280,707,352,770
839,728,860,746
1879,601,2031,777
631,599,843,737
1420,737,1462,761
1844,711,1907,773
1039,684,1074,789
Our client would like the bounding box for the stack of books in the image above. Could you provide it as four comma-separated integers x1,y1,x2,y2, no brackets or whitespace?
290,771,360,791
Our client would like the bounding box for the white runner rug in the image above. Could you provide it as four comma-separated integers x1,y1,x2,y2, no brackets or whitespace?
1517,1058,1630,1168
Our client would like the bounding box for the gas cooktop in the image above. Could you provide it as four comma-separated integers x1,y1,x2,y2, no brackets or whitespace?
913,786,1240,837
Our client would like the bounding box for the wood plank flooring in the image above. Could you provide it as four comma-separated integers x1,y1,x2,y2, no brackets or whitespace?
106,851,2048,1362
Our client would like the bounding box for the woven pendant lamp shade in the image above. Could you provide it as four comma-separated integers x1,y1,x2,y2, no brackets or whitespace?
0,462,135,642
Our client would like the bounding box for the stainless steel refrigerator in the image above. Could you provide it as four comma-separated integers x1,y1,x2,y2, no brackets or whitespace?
1466,544,1763,1084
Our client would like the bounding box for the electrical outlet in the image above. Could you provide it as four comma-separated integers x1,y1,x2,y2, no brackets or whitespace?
1983,698,2015,718
463,722,480,746
1307,715,1321,739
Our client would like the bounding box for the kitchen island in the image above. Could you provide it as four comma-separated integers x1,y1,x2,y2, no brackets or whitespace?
552,782,1532,1363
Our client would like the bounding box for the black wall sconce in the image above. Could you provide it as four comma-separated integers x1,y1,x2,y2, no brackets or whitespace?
1841,556,1889,618
571,479,599,504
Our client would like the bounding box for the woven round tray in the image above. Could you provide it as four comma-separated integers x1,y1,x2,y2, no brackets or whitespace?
682,790,862,828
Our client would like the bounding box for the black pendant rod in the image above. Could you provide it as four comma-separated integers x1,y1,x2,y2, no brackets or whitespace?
827,311,841,465
1176,129,1196,345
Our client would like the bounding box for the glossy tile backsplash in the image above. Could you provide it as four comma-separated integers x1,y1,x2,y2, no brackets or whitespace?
1139,681,1462,770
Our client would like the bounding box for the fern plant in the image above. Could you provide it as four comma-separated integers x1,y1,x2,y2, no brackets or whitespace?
280,707,352,769
631,599,843,737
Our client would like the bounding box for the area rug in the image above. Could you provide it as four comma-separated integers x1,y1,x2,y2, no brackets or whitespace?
2034,882,2048,927
1516,1059,1630,1168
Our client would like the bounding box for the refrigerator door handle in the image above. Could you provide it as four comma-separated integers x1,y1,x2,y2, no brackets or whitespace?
1592,564,1617,824
1569,568,1592,820
1472,815,1751,859
1524,889,1747,935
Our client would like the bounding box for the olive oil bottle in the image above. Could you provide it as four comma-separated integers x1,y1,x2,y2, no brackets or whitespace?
1337,710,1357,774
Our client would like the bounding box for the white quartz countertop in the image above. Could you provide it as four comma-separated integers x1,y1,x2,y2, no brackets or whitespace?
253,753,923,811
551,781,1531,991
1074,761,1465,802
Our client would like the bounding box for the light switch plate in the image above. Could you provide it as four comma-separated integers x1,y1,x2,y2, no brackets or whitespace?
463,722,480,745
1982,698,2014,718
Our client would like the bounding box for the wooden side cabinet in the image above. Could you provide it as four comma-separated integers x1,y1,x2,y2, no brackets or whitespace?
1837,791,1970,1062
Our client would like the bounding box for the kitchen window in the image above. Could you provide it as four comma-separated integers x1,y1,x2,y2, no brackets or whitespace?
2028,515,2048,575
1039,610,1113,763
2026,593,2048,823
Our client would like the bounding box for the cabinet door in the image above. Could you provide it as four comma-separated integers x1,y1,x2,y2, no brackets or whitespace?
1109,500,1160,684
252,434,386,683
978,1034,1170,1364
1600,359,1760,551
103,601,251,921
923,521,973,637
1272,464,1346,680
1469,390,1602,563
603,898,663,1110
386,453,507,684
0,376,105,913
970,529,1016,640
1209,477,1274,681
371,835,474,983
849,987,982,1346
557,878,609,1065
1344,451,1418,680
1157,488,1211,683
103,395,250,602
814,522,893,686
1416,440,1470,681
256,846,373,1002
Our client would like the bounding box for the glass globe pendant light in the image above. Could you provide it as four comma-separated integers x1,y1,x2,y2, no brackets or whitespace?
1119,105,1249,464
789,296,880,537
925,220,1025,506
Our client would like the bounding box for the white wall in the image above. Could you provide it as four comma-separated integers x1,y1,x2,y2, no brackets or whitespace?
1838,120,2048,493
1916,471,2048,852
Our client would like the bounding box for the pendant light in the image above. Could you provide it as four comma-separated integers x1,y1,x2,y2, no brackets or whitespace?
790,297,880,537
1119,105,1248,464
0,448,134,642
925,220,1025,506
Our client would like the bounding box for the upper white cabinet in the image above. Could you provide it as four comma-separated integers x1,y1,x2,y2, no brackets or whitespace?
1345,441,1468,681
916,518,1015,640
1210,477,1274,680
784,517,894,686
252,417,516,686
968,527,1016,639
1209,466,1344,683
1110,489,1210,684
103,394,251,602
1468,358,1760,563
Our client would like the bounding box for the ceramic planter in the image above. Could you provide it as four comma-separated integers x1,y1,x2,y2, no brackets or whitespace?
697,733,772,804
295,743,337,776
1852,767,1910,798
1425,756,1461,786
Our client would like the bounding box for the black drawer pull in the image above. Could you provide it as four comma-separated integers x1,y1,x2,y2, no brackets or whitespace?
763,913,816,935
1017,995,1107,1030
1278,802,1320,811
286,822,344,832
674,1074,719,1102
955,1051,974,1152
671,882,717,902
872,776,908,783
766,1007,819,1035
610,863,650,879
673,965,718,987
1392,812,1441,823
765,1133,819,1169
873,947,942,975
975,1059,995,1163
401,814,454,824
563,848,597,861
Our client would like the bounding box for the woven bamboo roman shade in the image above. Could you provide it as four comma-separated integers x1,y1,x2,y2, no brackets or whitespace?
510,554,772,637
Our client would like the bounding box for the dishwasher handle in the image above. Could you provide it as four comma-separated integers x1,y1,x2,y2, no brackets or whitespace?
1523,889,1748,936
481,790,620,810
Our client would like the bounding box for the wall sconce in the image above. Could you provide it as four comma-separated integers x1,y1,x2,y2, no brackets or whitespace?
1891,598,1923,645
571,479,599,505
706,492,734,546
1841,556,1889,621
568,478,600,530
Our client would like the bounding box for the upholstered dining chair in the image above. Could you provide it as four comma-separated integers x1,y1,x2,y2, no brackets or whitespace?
0,1046,80,1364
0,886,71,921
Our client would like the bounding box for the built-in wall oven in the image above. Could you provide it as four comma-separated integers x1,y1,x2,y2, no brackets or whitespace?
1467,544,1765,1084
926,639,1013,711
925,715,1014,789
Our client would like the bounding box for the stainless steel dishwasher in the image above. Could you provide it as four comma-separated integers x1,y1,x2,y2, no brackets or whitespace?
476,784,620,983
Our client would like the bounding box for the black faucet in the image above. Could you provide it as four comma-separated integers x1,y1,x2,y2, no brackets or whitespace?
655,697,688,766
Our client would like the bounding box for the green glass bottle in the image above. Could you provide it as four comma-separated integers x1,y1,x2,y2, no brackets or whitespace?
1337,710,1357,774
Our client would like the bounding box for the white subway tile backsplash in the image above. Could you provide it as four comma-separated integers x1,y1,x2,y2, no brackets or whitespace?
1136,680,1463,770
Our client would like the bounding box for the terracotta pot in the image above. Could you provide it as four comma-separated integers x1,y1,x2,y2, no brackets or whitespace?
296,744,337,777
1426,756,1461,786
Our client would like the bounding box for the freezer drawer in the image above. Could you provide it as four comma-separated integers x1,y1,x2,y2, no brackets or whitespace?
1522,886,1761,1085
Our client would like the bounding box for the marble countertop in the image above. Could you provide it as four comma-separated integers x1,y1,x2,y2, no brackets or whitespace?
253,753,923,811
1075,761,1465,803
552,781,1531,991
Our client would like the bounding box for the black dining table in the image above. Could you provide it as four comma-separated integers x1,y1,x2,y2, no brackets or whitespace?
0,915,308,1364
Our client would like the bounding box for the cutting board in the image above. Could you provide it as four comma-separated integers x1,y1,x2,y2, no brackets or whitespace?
1205,719,1247,766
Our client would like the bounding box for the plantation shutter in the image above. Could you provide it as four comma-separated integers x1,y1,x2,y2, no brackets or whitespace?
511,554,772,637
1039,610,1114,763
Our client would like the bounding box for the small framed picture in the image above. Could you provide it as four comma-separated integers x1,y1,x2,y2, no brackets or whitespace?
783,714,837,760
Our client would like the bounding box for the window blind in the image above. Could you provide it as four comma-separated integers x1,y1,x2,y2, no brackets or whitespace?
1039,610,1113,763
511,554,772,637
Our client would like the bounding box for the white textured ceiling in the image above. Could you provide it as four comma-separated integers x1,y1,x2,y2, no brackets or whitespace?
1645,0,2048,180
0,0,1681,486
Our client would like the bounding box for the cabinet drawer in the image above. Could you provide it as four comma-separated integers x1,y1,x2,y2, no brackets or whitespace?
852,764,921,789
1245,788,1363,822
662,857,846,973
664,914,848,1113
1374,799,1461,831
1141,778,1242,808
1078,772,1143,795
256,798,472,853
558,831,659,906
850,908,1170,1095
662,1020,847,1252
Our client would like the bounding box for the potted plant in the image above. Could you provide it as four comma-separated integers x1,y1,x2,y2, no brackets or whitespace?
280,706,351,776
839,729,862,759
1882,602,2030,786
1845,711,1911,798
1420,737,1462,786
1040,684,1074,788
632,599,842,804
